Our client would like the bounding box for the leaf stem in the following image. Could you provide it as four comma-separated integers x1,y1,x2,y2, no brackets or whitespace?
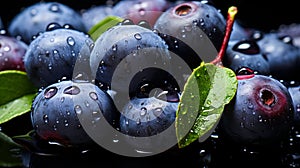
210,6,238,66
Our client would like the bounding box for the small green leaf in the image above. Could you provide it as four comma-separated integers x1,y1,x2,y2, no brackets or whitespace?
0,70,37,105
88,15,124,41
0,132,23,167
0,93,36,125
175,62,237,148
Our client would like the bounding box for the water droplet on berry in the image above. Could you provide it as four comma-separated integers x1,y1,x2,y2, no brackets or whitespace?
67,36,75,46
44,87,58,99
43,114,49,124
63,86,80,95
251,31,263,41
3,45,10,52
138,20,151,29
296,104,300,112
121,19,134,25
93,111,101,123
84,101,90,107
64,119,69,127
232,40,260,55
74,105,82,115
248,103,254,109
30,8,38,16
281,36,293,44
134,33,142,40
46,23,61,31
49,3,60,13
136,118,141,125
89,92,98,100
53,125,57,131
139,8,146,16
112,44,118,51
66,110,71,116
140,107,147,116
154,107,163,117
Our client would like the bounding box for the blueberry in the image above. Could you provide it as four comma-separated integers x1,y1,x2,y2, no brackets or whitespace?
288,85,300,126
252,31,300,81
112,0,170,28
89,23,171,93
8,2,86,44
0,34,28,71
24,27,94,88
218,73,294,148
277,23,300,48
81,5,113,31
31,80,119,147
223,39,271,75
153,0,226,65
128,67,180,102
119,96,178,137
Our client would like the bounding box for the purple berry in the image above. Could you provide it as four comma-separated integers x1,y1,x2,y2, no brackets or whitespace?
0,35,28,71
31,80,119,147
8,2,86,44
218,72,294,148
24,27,94,88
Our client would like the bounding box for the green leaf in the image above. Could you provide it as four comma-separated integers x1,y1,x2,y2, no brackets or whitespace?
0,132,23,167
175,62,237,148
0,93,36,125
88,15,124,41
0,70,37,105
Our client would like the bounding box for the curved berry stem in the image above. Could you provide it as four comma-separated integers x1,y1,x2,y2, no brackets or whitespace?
211,6,238,66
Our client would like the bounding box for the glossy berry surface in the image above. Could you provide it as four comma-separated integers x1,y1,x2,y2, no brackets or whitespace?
154,0,226,65
0,35,28,71
8,2,86,44
80,5,113,31
288,85,300,126
119,96,178,137
252,31,300,81
24,26,94,88
31,80,118,147
89,23,171,92
223,39,270,75
218,74,294,147
112,0,170,28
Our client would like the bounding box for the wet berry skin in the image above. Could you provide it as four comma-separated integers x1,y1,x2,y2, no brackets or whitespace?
112,0,170,28
218,74,294,148
8,2,86,44
31,80,119,147
119,96,178,150
223,39,270,75
0,35,28,71
288,85,300,126
24,27,94,88
252,31,300,81
154,1,226,65
89,23,171,93
119,96,178,137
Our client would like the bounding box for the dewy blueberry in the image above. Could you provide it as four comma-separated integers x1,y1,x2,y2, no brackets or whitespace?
154,0,226,65
30,80,119,147
218,72,294,148
8,1,87,44
0,35,28,71
24,26,94,88
223,39,271,75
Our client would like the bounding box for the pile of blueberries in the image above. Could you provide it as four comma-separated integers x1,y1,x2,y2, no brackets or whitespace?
1,0,300,167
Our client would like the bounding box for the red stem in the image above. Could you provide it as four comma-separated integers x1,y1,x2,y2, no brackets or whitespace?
210,6,238,66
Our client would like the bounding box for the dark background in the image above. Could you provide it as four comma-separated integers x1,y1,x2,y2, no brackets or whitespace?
1,0,300,32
